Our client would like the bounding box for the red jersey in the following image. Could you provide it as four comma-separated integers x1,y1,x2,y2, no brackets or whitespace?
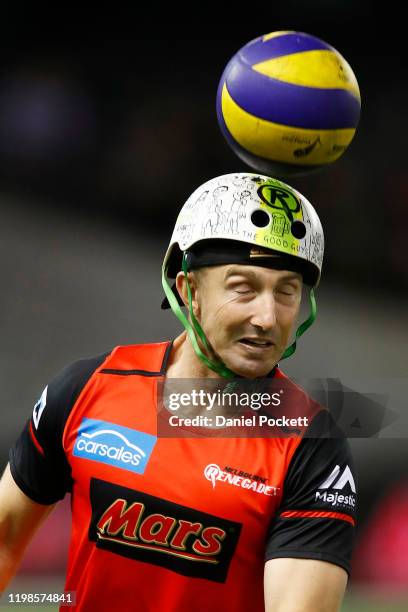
10,341,357,611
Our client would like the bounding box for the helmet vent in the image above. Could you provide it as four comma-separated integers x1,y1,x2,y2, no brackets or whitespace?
291,220,306,239
250,209,270,228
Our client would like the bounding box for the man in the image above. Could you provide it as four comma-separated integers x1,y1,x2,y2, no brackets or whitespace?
0,173,356,611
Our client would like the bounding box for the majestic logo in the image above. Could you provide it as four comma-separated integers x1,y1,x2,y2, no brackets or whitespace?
315,464,357,509
73,418,156,475
33,386,48,429
319,465,356,493
89,479,242,582
204,464,279,497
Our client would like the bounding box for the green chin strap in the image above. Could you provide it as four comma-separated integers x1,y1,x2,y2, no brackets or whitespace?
161,254,235,377
281,288,316,359
161,252,317,378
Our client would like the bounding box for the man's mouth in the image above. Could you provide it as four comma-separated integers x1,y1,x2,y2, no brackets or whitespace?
238,338,274,348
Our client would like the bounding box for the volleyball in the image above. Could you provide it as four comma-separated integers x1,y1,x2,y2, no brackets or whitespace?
216,31,361,177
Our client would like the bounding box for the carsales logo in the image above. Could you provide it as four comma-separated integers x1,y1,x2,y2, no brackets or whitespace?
204,463,279,497
73,418,156,475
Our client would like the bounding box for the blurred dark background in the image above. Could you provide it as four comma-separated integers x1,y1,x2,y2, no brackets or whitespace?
1,9,407,609
0,21,406,291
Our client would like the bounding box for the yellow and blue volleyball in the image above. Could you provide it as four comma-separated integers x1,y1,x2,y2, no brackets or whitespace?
216,31,361,176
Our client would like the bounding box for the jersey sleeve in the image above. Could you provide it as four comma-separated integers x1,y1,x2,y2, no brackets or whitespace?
265,410,357,575
9,352,109,505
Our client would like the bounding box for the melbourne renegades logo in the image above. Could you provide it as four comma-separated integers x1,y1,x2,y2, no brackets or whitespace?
89,479,242,582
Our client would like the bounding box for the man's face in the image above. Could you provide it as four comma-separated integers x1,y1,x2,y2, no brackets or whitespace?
187,264,303,378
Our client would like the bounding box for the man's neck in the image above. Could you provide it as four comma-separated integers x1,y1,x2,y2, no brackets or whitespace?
165,331,222,379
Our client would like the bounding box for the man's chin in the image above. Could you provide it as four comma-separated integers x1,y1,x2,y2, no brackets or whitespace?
220,352,278,379
231,366,274,379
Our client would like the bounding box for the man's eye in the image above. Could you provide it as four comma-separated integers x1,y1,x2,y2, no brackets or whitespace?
232,285,253,294
278,285,297,296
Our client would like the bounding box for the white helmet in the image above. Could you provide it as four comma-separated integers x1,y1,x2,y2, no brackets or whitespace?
162,173,324,298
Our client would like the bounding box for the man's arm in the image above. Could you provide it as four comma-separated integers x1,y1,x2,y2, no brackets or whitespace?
2,353,110,592
264,558,347,612
0,464,56,592
263,410,357,611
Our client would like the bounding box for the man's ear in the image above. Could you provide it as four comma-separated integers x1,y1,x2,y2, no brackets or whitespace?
175,271,200,315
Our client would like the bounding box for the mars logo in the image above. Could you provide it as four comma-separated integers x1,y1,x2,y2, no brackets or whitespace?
315,465,357,509
89,479,242,582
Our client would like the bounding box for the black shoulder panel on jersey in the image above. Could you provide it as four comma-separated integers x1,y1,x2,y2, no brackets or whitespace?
9,352,110,505
265,410,357,575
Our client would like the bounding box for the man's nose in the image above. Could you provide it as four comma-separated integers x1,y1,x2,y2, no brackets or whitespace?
249,294,277,331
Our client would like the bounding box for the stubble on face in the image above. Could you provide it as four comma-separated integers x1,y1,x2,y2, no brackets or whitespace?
191,265,302,379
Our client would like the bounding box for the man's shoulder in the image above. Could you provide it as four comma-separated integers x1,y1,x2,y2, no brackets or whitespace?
274,368,346,439
36,341,173,423
45,341,171,395
100,340,173,374
274,367,325,416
